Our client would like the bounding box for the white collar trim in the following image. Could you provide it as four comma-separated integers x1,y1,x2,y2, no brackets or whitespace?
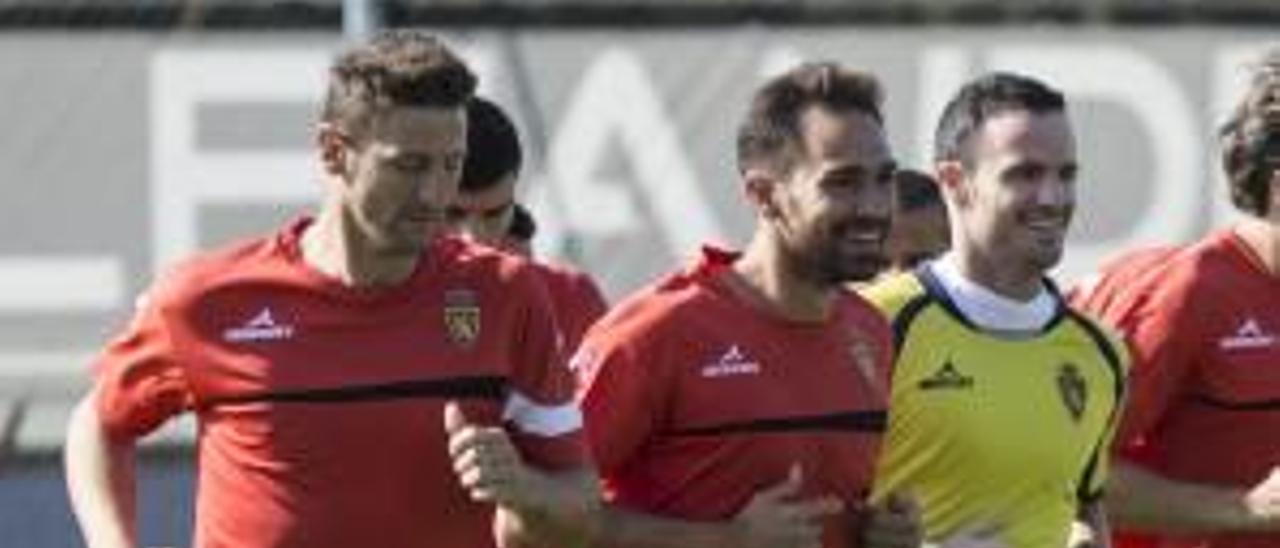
929,254,1057,332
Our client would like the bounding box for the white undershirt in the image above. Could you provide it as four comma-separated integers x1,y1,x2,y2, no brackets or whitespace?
928,253,1057,332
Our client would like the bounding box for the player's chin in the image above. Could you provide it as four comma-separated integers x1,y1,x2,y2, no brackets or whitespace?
835,252,887,284
376,230,430,256
1026,242,1065,271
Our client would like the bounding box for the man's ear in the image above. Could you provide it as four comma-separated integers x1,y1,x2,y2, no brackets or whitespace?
316,122,348,177
743,169,780,219
935,160,968,208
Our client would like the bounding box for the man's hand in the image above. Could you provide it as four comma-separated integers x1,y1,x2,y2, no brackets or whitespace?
445,401,598,548
444,401,544,510
861,492,925,548
730,465,843,548
1244,466,1280,530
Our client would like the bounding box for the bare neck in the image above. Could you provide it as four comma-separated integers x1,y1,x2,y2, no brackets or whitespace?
301,205,421,287
1234,218,1280,277
948,244,1044,302
730,231,835,323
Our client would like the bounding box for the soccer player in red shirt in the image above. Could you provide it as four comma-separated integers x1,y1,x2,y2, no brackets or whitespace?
64,30,593,548
446,96,608,354
574,62,922,548
1072,50,1280,548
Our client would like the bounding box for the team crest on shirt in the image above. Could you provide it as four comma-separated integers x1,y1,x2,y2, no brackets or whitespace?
443,289,481,347
1056,362,1088,422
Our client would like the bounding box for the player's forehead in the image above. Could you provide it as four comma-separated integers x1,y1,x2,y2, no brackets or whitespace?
799,106,892,168
972,109,1075,167
365,105,467,155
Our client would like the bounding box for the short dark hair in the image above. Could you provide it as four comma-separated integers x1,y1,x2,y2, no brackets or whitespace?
507,203,537,243
934,72,1066,167
320,29,476,135
737,61,884,176
461,96,523,193
1219,49,1280,217
895,169,943,212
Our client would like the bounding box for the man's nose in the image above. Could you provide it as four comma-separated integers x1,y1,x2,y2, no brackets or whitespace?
1033,177,1072,207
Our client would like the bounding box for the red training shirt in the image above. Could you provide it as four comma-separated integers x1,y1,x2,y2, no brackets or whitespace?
575,246,892,548
1074,230,1280,548
93,218,584,548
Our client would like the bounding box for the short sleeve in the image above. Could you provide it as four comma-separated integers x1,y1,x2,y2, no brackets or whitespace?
573,315,667,478
93,290,195,441
559,274,608,353
1099,282,1198,450
502,268,586,471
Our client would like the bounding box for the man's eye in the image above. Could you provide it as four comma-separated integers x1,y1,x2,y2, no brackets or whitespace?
444,155,464,173
392,156,431,173
826,175,862,191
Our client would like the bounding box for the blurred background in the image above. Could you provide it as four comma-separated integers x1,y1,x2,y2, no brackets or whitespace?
0,1,1276,545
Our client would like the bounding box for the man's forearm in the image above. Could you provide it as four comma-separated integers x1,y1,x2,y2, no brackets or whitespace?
1108,460,1271,534
592,505,742,548
496,468,738,548
501,504,737,548
497,468,599,548
64,396,138,548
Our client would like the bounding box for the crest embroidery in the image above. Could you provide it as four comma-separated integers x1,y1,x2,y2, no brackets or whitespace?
443,289,481,346
1057,363,1088,422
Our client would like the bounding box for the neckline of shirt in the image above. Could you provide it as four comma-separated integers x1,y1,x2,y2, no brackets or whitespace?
275,216,443,302
695,245,845,331
929,253,1057,332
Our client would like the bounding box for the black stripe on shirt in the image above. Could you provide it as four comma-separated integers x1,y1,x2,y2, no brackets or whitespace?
1192,394,1280,411
1040,278,1071,332
1067,310,1128,503
1068,311,1126,401
891,292,933,356
668,410,887,437
201,375,508,408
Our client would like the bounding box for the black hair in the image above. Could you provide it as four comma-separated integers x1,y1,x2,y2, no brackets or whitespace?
934,72,1066,167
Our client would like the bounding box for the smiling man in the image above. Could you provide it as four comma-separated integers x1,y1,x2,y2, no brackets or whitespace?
862,72,1129,548
574,62,923,548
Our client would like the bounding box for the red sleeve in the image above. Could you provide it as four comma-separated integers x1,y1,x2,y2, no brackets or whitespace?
503,266,586,471
573,307,668,477
92,290,195,441
559,273,608,353
1070,246,1180,319
1095,275,1201,450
